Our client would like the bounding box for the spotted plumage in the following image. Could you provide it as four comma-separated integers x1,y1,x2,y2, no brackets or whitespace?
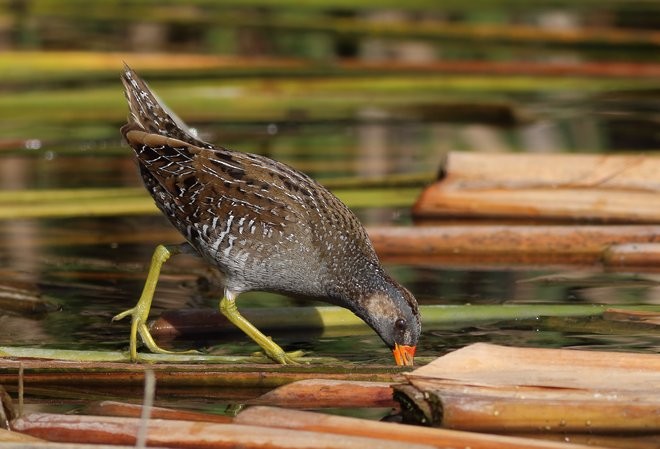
117,65,420,365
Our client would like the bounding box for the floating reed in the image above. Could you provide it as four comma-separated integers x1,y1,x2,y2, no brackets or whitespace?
602,308,660,326
370,225,660,266
11,413,435,449
0,428,43,443
603,243,660,268
235,406,606,449
413,152,660,223
395,343,660,433
0,352,405,389
84,400,233,424
248,379,396,409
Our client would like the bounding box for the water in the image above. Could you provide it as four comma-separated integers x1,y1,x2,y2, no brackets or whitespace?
4,213,657,369
0,120,658,364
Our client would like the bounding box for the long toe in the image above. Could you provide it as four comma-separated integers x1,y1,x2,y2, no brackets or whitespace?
270,349,304,365
136,348,201,361
137,324,199,356
112,307,135,322
144,346,201,356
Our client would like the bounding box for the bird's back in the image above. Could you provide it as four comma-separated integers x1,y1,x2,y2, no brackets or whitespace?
120,66,379,298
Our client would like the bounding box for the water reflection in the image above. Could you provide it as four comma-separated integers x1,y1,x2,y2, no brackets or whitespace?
0,208,658,359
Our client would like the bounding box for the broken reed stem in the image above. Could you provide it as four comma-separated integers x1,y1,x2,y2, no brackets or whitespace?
413,152,660,223
397,343,660,433
18,363,23,418
136,369,155,449
84,401,233,424
0,358,405,390
235,406,604,449
0,392,8,430
11,413,436,449
368,224,660,267
248,379,397,409
414,387,660,432
0,428,45,443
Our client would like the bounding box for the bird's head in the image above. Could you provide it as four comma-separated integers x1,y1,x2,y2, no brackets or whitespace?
349,275,421,366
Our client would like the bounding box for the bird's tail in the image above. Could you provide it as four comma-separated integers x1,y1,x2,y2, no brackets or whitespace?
120,64,209,147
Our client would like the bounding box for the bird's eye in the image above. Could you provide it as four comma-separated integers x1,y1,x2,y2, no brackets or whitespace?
395,318,407,331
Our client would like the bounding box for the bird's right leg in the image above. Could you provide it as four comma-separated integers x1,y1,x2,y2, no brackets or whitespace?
219,290,300,364
113,243,197,361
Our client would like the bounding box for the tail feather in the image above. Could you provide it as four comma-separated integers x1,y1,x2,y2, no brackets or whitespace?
120,64,211,148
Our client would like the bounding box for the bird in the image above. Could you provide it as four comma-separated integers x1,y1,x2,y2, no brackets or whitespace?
113,64,421,365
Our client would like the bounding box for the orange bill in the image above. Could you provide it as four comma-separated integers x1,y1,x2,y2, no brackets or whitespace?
393,343,416,366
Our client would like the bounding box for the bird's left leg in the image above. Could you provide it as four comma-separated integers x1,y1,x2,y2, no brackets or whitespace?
113,243,197,361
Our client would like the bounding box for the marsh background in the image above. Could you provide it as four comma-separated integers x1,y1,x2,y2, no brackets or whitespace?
0,0,658,371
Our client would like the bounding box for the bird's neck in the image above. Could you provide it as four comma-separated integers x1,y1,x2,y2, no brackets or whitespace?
326,267,393,315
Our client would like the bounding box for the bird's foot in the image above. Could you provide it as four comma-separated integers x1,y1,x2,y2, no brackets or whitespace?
257,347,305,365
113,306,198,362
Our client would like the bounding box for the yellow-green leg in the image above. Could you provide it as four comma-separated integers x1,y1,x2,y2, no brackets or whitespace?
113,243,197,361
220,290,300,364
